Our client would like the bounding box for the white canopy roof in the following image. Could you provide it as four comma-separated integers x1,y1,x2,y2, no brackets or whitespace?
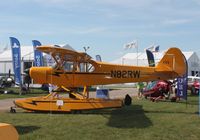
0,46,34,61
0,44,74,62
111,51,194,66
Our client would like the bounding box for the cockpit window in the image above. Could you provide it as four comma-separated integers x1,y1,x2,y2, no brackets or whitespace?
63,62,73,72
146,81,157,90
51,53,95,73
79,63,95,72
62,62,95,73
87,63,95,72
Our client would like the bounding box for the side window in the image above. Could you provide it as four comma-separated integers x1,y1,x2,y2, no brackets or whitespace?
191,71,195,76
87,63,95,72
196,71,199,77
63,62,73,72
79,63,95,72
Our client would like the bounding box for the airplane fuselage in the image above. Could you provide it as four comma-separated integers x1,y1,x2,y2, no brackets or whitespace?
29,47,186,88
30,63,175,87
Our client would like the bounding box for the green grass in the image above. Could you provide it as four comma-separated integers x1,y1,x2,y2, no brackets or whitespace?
0,96,200,140
0,87,48,100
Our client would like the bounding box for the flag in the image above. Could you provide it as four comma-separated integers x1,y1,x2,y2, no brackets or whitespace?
154,45,159,52
96,55,102,62
124,41,137,50
32,40,43,67
9,37,22,85
146,49,155,67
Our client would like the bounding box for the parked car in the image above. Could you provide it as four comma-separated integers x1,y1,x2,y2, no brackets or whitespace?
187,76,200,89
143,80,172,99
191,80,200,94
187,76,200,95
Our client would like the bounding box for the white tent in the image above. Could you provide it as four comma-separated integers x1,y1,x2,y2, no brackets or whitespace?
111,51,200,76
0,46,34,74
0,44,74,74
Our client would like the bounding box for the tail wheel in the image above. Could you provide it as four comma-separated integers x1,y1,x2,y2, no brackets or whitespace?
124,94,132,106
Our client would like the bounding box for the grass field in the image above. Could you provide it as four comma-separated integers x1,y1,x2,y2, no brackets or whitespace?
0,95,200,140
0,87,48,100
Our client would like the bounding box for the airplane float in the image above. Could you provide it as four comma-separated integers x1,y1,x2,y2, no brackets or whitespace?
14,46,187,113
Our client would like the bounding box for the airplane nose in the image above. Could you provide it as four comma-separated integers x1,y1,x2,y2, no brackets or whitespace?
29,67,53,84
24,68,31,84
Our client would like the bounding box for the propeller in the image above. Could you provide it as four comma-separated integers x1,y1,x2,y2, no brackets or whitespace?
24,68,30,75
24,68,31,84
8,69,11,78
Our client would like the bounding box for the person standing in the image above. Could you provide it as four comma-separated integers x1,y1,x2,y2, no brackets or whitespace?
137,82,144,99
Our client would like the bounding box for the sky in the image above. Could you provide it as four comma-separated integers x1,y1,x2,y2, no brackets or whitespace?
0,0,200,61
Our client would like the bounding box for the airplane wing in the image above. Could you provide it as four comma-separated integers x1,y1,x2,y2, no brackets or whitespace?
37,45,92,61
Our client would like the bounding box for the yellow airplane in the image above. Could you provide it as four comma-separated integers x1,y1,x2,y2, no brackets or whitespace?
0,123,18,140
14,46,187,112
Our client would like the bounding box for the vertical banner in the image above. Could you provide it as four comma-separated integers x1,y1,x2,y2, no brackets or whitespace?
177,73,188,100
177,55,188,100
9,37,22,85
95,55,102,62
146,49,155,67
32,40,43,66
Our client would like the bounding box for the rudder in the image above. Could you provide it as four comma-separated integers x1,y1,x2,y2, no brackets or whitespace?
156,47,187,77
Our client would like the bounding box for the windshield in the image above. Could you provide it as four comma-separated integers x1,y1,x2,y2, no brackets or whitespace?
187,77,200,82
146,81,157,90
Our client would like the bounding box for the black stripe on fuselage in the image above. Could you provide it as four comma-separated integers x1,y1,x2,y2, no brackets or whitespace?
52,70,141,79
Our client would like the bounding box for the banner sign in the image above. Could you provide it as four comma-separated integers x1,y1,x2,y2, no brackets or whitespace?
146,49,155,67
177,74,188,100
95,55,102,62
177,56,188,100
10,37,22,85
32,40,43,66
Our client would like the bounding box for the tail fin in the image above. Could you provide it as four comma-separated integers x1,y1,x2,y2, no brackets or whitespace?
156,48,187,77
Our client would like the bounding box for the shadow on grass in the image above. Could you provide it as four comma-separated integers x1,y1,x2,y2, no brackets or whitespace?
20,105,152,129
15,125,40,135
107,105,153,128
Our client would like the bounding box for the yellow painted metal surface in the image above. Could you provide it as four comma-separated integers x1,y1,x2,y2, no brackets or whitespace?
14,97,122,112
0,123,19,140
